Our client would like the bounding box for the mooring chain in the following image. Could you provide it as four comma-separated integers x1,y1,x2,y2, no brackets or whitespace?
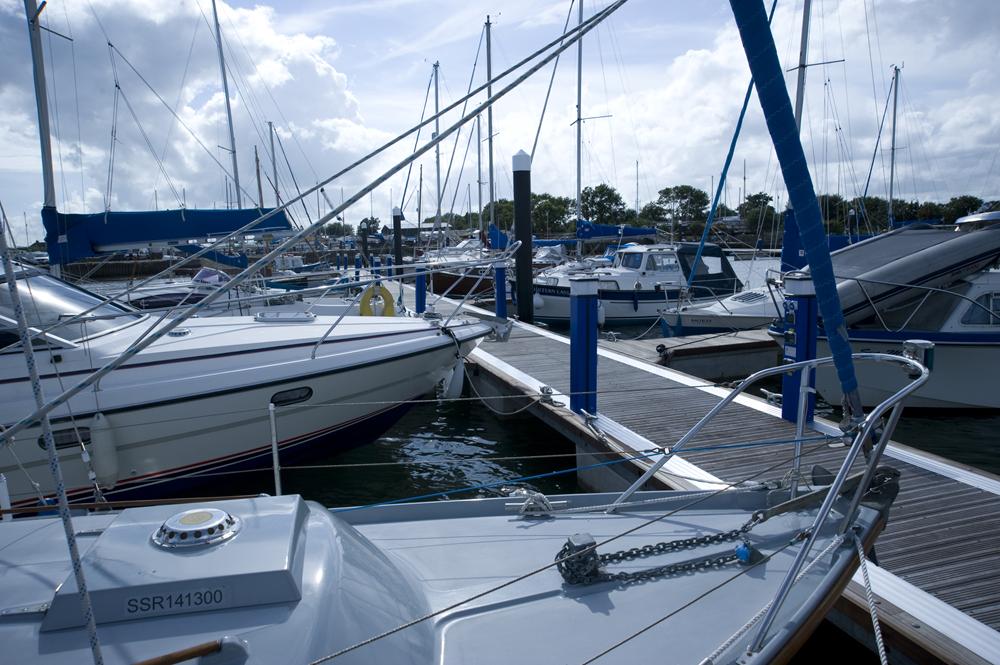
556,512,764,585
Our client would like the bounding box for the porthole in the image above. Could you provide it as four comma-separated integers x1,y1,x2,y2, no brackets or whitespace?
270,386,312,407
37,427,90,450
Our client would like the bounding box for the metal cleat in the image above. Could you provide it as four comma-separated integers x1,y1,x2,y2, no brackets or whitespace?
504,488,565,517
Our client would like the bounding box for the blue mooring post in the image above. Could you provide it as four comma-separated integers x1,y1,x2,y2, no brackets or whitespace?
570,276,599,415
493,261,507,319
387,255,394,278
373,255,381,279
415,268,426,314
354,254,361,282
781,272,817,423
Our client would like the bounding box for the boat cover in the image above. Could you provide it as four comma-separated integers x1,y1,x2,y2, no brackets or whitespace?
42,206,294,265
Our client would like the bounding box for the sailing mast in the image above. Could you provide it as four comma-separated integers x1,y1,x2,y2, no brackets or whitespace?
23,0,58,275
211,0,241,208
476,114,484,240
268,121,279,206
792,0,812,131
485,16,496,238
888,64,900,228
575,0,583,253
433,61,442,247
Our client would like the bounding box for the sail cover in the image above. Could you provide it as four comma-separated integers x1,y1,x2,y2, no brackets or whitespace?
42,207,294,265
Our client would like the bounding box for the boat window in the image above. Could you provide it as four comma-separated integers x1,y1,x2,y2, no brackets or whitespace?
0,269,141,343
598,280,619,290
690,255,723,276
618,253,642,269
645,254,680,272
961,293,1000,325
271,386,313,407
37,427,90,451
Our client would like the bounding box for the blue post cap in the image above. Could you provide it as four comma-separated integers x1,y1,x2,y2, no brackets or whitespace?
512,149,531,172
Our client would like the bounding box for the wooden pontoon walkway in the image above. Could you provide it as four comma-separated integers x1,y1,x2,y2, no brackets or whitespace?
407,285,1000,664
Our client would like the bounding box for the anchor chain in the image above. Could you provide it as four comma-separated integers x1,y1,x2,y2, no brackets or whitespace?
556,513,764,585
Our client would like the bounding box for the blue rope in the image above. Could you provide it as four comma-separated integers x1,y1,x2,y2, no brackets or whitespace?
686,0,778,290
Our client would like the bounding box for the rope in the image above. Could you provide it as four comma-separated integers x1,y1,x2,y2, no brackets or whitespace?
701,533,848,665
854,532,889,665
0,204,104,665
307,437,838,663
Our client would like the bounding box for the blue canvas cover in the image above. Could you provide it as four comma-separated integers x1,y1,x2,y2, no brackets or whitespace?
42,206,294,265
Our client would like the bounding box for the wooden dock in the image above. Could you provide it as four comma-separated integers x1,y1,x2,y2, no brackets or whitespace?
406,285,1000,664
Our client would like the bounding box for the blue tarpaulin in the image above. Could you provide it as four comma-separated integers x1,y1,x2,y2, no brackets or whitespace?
42,206,294,265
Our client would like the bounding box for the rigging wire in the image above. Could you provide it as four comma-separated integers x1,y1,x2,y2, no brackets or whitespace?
306,436,839,663
399,69,435,212
11,0,629,352
150,14,201,207
531,0,575,162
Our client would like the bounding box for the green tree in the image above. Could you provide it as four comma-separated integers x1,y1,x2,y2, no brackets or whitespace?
916,201,945,221
943,195,983,224
581,184,628,224
357,216,381,235
738,191,777,233
639,201,667,223
657,185,709,221
323,221,353,237
531,193,574,234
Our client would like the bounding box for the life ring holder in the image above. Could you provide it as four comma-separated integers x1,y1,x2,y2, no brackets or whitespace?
359,283,396,317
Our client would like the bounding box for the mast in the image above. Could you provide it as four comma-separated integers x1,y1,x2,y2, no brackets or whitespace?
433,61,442,246
24,0,55,211
792,0,812,131
268,121,279,206
417,164,423,244
575,0,583,220
211,0,241,208
254,146,263,208
23,0,59,274
476,114,484,238
485,17,496,234
888,64,900,228
635,160,639,218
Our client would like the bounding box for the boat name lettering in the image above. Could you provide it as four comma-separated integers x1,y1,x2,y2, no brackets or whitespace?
125,588,226,616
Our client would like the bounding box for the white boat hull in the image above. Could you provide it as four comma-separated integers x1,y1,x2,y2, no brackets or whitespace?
1,317,488,503
815,336,998,409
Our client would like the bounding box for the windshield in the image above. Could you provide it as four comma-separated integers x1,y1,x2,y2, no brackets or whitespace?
618,253,643,269
1,269,141,342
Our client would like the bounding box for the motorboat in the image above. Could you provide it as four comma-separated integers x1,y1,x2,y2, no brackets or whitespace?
0,2,927,661
529,243,743,326
663,221,1000,337
815,265,1000,409
0,262,492,505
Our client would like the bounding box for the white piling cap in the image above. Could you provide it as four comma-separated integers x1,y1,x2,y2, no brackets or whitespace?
512,150,531,172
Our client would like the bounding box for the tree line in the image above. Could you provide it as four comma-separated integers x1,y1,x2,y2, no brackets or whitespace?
324,182,991,239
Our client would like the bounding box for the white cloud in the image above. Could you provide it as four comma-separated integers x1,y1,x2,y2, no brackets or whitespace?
2,0,999,246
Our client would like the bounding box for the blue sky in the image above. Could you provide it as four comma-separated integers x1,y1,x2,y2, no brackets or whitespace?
1,0,998,244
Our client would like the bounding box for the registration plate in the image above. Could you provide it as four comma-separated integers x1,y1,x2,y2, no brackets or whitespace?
125,588,227,618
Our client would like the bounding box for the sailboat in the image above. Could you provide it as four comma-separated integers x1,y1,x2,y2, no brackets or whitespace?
0,0,494,506
0,3,931,663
